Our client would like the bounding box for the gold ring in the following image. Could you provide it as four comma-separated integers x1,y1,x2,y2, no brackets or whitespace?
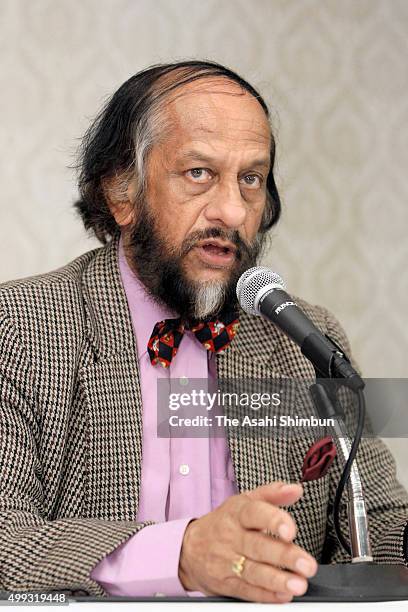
231,555,246,578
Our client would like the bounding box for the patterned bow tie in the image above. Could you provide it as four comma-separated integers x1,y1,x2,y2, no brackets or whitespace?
147,311,240,367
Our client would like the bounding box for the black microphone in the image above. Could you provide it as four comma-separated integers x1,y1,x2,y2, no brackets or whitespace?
236,267,364,391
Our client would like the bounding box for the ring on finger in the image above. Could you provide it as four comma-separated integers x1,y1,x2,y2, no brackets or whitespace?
231,555,246,578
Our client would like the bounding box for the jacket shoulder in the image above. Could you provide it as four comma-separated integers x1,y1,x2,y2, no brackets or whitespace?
294,296,352,356
0,246,100,297
0,245,103,362
234,295,355,380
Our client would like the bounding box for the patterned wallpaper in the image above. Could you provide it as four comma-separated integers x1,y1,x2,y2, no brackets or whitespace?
1,1,407,476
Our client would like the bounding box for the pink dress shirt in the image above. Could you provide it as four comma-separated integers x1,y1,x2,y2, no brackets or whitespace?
90,235,238,596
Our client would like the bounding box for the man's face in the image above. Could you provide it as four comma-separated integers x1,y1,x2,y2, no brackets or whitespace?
123,78,272,321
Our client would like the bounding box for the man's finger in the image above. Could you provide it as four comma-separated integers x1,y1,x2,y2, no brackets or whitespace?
236,556,309,596
238,499,298,542
246,481,303,507
240,531,318,579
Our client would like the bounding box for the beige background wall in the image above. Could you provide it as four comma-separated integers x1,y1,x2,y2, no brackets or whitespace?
1,1,407,482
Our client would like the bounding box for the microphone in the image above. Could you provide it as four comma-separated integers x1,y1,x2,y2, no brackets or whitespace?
236,267,364,391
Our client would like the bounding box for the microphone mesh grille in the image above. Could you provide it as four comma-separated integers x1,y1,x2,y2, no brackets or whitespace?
236,266,285,316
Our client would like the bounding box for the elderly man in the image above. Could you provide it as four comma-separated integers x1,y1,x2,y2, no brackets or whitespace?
1,60,407,603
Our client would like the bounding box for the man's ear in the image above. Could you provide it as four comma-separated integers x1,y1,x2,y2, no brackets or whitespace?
103,175,136,227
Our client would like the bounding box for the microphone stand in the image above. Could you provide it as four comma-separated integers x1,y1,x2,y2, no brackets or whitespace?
296,377,408,601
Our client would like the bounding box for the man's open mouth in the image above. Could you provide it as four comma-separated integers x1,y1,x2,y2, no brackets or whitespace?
194,240,237,267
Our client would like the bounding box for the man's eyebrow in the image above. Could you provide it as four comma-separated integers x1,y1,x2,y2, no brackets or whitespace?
178,150,214,164
177,149,271,169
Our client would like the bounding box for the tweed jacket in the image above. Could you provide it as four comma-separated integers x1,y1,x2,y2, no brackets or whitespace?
1,235,408,597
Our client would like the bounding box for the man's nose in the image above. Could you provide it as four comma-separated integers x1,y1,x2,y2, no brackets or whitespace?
203,178,247,229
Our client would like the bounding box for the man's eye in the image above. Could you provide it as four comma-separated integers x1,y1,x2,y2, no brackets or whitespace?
186,168,212,182
241,174,262,189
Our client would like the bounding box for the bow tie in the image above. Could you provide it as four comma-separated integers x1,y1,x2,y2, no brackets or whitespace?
147,311,240,367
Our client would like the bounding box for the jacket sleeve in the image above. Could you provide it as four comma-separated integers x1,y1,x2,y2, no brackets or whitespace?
318,305,408,565
0,310,153,597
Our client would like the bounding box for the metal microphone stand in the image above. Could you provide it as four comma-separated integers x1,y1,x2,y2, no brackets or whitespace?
296,378,408,601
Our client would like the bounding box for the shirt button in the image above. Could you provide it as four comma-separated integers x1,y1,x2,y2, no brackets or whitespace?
180,376,189,386
155,592,166,597
179,464,190,475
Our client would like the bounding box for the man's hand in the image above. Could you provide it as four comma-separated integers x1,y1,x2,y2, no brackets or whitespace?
178,481,318,603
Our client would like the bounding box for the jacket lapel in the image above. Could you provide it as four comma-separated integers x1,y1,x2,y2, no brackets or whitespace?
216,311,295,493
79,235,143,521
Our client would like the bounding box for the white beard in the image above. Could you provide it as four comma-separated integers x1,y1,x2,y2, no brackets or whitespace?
193,281,226,320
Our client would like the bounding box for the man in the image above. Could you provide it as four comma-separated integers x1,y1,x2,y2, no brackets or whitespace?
1,60,407,603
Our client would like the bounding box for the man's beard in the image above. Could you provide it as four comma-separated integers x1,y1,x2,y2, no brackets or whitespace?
124,201,267,324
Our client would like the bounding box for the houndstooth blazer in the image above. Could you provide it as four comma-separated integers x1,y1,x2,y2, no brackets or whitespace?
1,234,407,597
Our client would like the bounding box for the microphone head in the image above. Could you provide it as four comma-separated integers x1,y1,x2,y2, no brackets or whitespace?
236,266,285,316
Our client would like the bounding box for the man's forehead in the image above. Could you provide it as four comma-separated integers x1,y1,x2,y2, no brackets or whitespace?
163,77,271,143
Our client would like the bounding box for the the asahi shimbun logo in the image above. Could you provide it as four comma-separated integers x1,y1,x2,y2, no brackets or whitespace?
275,301,297,315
